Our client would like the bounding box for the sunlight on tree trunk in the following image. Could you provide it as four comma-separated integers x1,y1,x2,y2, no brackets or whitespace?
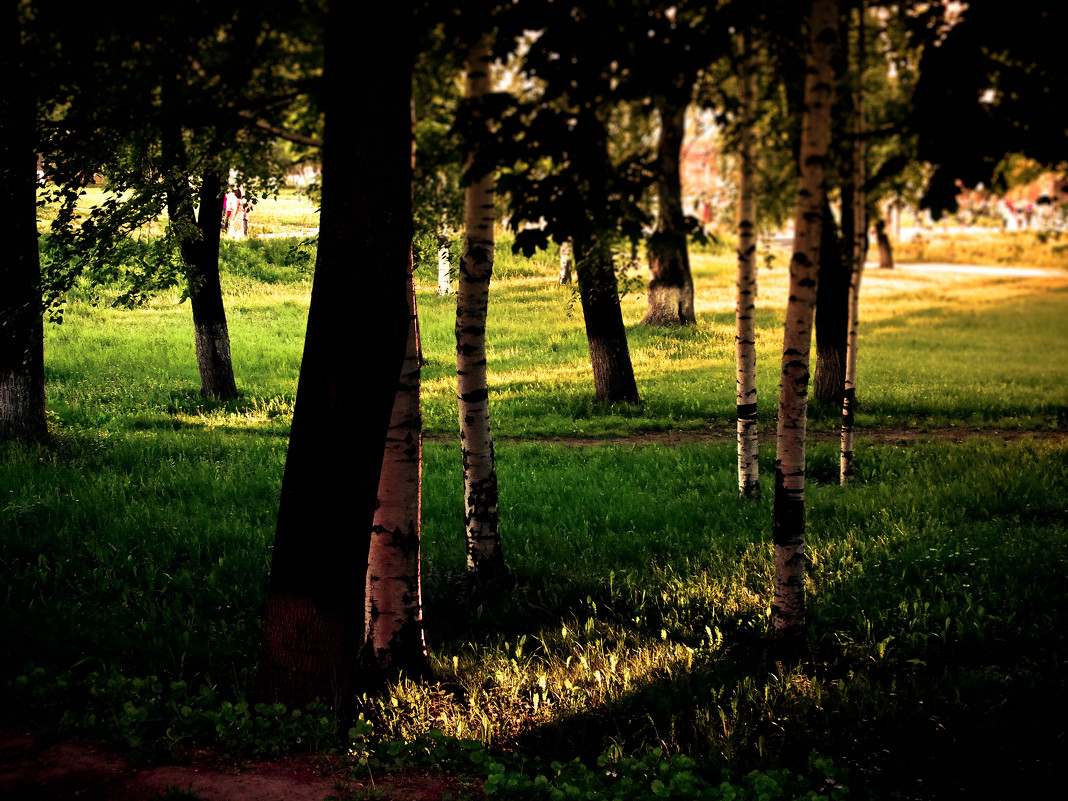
841,0,868,485
558,239,574,284
437,225,452,295
365,252,430,679
773,0,838,656
457,39,506,580
735,30,760,500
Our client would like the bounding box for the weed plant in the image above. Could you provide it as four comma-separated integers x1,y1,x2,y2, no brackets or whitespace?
2,235,1066,799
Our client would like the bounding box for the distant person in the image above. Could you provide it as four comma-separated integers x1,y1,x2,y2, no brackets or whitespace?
225,186,248,239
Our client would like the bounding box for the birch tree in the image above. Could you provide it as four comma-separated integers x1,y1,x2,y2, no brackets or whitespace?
364,249,430,680
735,30,760,500
841,0,866,484
772,0,838,653
456,39,506,579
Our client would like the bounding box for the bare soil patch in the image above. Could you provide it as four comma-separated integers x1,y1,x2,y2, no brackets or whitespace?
0,728,470,801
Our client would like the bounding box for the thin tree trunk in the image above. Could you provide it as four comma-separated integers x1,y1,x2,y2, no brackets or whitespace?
841,0,867,485
163,145,239,400
735,30,760,500
772,0,838,656
364,250,430,680
576,236,641,404
437,225,451,295
643,95,695,326
875,218,894,268
813,194,848,406
257,4,411,710
457,39,505,579
0,6,47,443
189,171,238,399
558,239,573,284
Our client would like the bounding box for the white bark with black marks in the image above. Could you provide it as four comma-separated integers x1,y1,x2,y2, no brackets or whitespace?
736,30,760,500
457,39,505,579
841,0,867,485
773,0,838,654
365,256,430,679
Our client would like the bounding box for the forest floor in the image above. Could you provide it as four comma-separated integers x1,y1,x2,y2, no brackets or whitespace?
5,254,1063,799
0,726,465,801
4,428,1065,801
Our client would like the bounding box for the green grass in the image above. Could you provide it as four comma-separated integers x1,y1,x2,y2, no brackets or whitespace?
3,234,1067,798
894,228,1068,268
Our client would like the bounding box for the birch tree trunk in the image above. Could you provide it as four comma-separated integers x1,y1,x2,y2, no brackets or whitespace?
364,251,430,679
0,4,47,443
813,194,848,406
257,3,411,710
456,39,506,579
772,0,838,654
643,95,695,326
841,0,867,485
735,31,760,500
558,239,573,284
437,226,451,295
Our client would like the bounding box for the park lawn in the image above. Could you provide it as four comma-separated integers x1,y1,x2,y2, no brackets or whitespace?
2,235,1066,798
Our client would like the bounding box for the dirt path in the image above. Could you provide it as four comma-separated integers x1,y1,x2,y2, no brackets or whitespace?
0,728,468,801
428,425,1065,449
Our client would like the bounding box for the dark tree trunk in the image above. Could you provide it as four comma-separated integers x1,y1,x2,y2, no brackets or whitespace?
162,129,239,401
643,95,695,326
813,195,848,406
875,218,894,268
257,4,412,711
576,236,641,404
0,6,47,443
187,172,238,400
841,0,868,485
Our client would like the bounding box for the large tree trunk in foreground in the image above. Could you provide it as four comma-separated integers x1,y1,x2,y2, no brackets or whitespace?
258,6,411,710
576,236,641,404
0,5,47,443
773,0,838,656
457,40,506,580
813,194,848,406
735,31,760,500
841,0,868,485
364,253,430,680
643,95,695,326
